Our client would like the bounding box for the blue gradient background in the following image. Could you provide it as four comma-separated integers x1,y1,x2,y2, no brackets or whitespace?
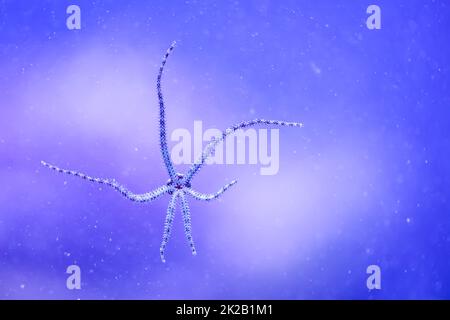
1,0,450,299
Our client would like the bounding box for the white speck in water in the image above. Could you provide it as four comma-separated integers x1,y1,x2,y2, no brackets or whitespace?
310,61,321,75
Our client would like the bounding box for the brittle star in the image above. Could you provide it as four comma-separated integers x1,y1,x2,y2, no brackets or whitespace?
41,42,303,262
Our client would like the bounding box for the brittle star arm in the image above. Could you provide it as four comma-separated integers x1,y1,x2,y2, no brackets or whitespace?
184,119,303,182
160,191,179,263
179,192,197,256
41,161,169,202
184,180,238,201
157,41,178,180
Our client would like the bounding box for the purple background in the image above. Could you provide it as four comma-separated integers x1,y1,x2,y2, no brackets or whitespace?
1,1,450,299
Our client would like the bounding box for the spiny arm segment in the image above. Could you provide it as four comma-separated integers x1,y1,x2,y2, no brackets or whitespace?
41,161,169,202
184,119,303,182
160,191,179,263
157,41,177,180
185,180,238,201
179,192,197,256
